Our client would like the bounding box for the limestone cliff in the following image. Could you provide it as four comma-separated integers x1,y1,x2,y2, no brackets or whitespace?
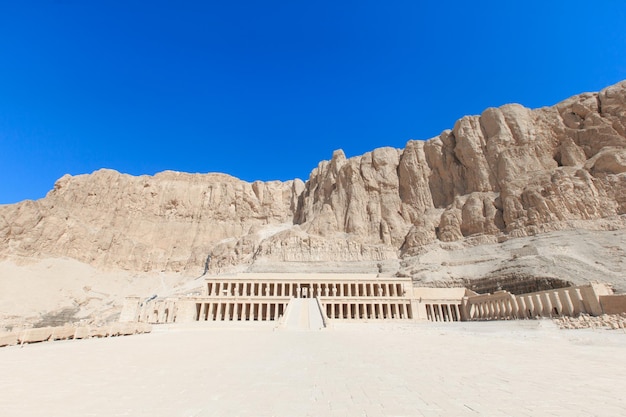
289,80,626,258
1,80,625,276
0,170,303,274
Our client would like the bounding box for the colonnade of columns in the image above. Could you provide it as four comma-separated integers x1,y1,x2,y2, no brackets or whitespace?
138,300,177,324
324,302,412,320
196,301,287,321
466,287,590,320
425,303,461,322
206,281,406,298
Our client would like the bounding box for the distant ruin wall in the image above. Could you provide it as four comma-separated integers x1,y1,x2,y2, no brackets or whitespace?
0,322,152,348
600,294,626,315
463,282,614,320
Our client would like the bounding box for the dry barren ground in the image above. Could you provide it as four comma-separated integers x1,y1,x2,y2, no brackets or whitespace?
1,320,626,417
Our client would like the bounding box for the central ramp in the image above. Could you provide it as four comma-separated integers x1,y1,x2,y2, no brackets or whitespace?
281,298,325,330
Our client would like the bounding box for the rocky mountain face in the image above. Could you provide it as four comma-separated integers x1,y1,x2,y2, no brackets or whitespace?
0,170,303,273
1,80,625,278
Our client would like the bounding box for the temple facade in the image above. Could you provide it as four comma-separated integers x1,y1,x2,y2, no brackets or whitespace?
121,274,623,326
122,273,471,325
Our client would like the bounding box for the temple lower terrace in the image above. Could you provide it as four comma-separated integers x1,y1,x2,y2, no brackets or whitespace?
122,273,626,327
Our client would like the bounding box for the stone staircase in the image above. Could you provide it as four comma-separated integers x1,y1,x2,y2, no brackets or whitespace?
280,298,326,330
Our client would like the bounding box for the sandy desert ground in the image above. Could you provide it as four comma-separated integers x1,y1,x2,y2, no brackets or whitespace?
1,320,625,417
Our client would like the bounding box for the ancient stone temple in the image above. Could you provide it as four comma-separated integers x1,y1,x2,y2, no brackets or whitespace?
121,273,471,325
121,274,625,327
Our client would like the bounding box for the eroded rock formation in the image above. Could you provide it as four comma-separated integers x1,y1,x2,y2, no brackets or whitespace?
0,170,303,273
1,80,625,275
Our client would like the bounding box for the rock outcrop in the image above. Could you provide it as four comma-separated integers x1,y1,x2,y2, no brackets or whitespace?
1,80,625,276
290,81,626,259
0,170,303,274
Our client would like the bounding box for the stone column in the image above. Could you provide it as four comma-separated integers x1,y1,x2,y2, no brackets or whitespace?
206,303,214,321
558,290,574,316
497,299,506,320
484,301,492,319
510,296,518,318
521,297,529,318
226,302,235,321
199,303,206,321
502,299,510,319
531,294,542,317
515,296,525,319
569,288,584,315
239,303,246,321
475,302,482,320
499,299,507,319
549,292,562,316
214,302,221,321
232,303,238,320
506,297,514,319
539,293,552,317
225,302,232,321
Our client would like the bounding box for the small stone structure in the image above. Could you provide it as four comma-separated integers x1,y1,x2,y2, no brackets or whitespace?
121,274,626,326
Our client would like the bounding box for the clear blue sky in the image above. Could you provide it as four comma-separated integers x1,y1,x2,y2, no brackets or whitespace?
1,1,625,204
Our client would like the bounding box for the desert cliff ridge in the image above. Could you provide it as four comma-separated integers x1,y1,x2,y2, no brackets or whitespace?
1,80,625,327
